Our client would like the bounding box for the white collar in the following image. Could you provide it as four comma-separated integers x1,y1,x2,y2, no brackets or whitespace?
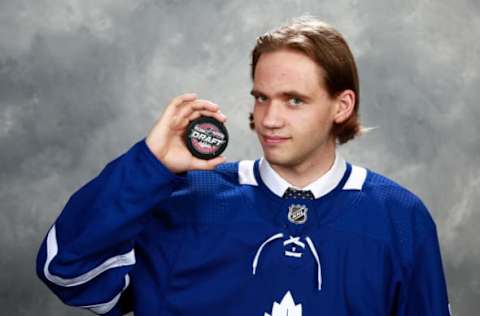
258,153,347,199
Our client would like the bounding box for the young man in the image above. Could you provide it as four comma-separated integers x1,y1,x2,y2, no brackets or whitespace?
37,17,451,315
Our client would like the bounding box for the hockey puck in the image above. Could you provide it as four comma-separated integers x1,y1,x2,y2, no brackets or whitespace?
185,116,228,160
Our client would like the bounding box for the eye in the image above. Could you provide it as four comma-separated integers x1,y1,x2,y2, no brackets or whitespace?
254,95,268,103
288,97,303,107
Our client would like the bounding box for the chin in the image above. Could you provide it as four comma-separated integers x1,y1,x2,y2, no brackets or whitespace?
263,152,296,167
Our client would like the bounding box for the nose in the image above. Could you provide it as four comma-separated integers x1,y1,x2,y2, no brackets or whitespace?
261,102,285,129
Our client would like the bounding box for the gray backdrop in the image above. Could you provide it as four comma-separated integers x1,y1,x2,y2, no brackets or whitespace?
1,0,478,315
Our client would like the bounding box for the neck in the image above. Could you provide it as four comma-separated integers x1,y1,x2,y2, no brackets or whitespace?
268,141,337,188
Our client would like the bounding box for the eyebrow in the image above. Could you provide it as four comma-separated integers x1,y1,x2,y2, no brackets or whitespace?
250,89,312,102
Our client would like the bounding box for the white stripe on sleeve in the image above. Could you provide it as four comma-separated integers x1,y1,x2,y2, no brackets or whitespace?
43,225,136,287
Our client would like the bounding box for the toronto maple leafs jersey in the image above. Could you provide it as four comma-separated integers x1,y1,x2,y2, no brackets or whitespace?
36,138,451,315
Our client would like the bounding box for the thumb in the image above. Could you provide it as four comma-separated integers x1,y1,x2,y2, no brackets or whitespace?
190,156,226,170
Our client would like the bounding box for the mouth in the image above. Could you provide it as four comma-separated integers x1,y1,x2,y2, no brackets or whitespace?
262,134,290,145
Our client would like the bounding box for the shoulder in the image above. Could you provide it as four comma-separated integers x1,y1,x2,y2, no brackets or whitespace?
341,163,429,214
171,160,256,199
183,159,263,187
185,160,241,188
361,167,434,228
165,160,254,223
338,163,435,232
346,164,438,263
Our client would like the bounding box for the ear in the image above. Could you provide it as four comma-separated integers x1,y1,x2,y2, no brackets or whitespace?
333,89,355,124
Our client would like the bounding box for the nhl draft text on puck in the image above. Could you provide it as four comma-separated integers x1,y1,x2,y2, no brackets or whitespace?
185,116,228,160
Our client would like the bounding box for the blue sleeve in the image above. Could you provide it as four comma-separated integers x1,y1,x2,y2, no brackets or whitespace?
36,138,185,315
397,225,452,315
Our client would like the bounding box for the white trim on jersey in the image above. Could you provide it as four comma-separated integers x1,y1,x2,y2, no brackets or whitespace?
342,165,367,190
43,225,136,287
238,158,367,195
258,153,347,199
238,160,258,186
252,233,324,291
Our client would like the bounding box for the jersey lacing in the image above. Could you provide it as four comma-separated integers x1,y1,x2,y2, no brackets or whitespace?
252,233,323,291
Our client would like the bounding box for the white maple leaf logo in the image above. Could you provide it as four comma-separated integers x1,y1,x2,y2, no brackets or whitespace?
264,291,302,316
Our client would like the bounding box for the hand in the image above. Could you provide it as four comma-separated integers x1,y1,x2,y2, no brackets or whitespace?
145,93,227,174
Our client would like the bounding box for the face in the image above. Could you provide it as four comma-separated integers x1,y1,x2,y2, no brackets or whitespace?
251,49,339,169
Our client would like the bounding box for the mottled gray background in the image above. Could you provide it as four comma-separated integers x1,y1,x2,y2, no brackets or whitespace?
0,0,478,315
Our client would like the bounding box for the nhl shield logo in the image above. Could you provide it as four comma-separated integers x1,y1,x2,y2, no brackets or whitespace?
288,204,308,224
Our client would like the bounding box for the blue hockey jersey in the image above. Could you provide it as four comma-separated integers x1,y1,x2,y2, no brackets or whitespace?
36,138,451,315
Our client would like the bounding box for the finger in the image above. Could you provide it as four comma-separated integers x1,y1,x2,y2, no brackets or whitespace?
191,155,226,170
206,156,226,168
175,99,219,119
171,93,197,107
190,99,219,112
162,93,198,120
175,110,202,130
165,93,198,114
181,109,227,127
175,101,225,128
191,100,226,122
176,110,226,130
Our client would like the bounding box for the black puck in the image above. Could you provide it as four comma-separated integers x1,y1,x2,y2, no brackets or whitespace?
185,116,228,160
